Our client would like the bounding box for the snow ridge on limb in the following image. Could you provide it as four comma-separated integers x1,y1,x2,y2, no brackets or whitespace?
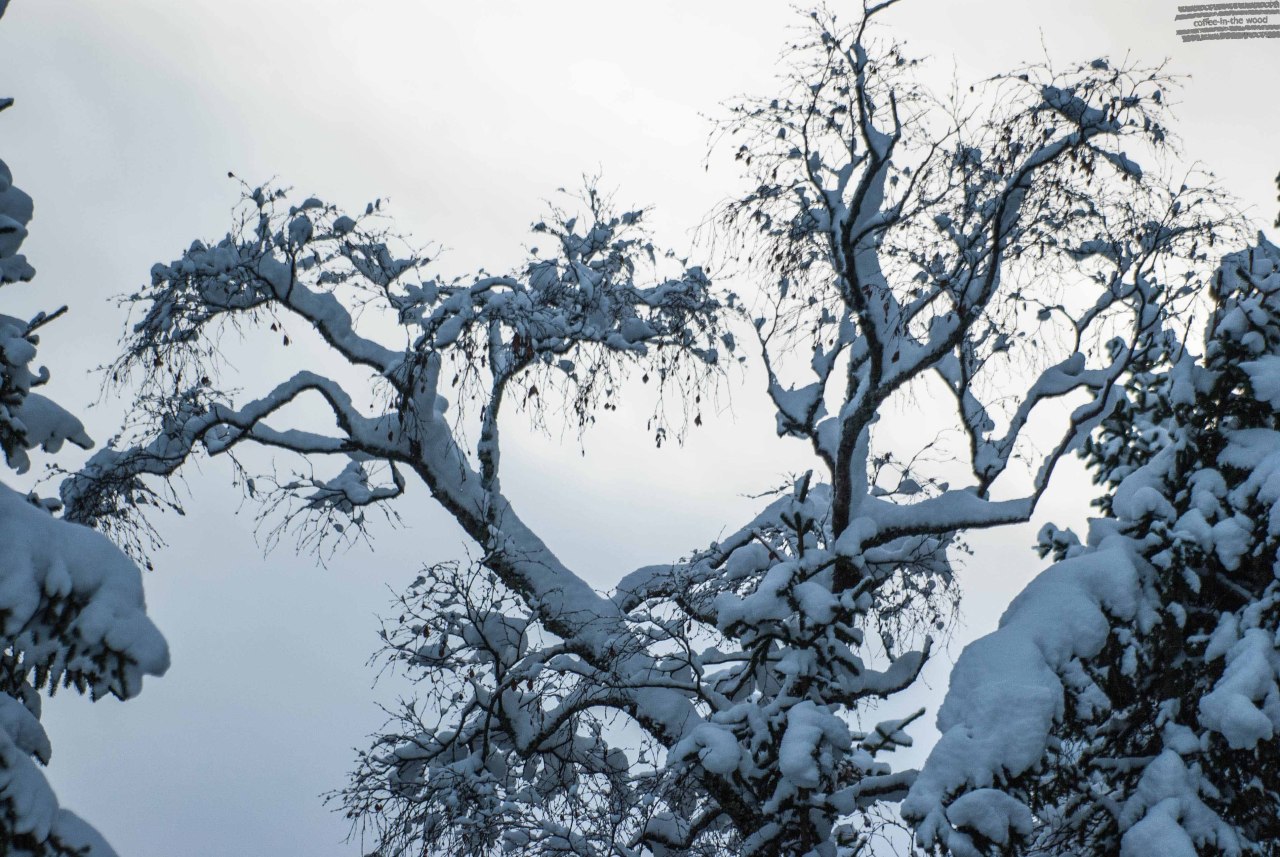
906,238,1280,856
0,22,169,856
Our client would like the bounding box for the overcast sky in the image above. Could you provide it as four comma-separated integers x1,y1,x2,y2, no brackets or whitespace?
3,2,1279,855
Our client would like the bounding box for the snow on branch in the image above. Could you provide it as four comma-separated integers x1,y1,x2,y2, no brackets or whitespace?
64,4,1240,855
70,180,730,552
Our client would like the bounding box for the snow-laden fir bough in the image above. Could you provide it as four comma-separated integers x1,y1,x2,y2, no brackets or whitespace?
61,3,1232,855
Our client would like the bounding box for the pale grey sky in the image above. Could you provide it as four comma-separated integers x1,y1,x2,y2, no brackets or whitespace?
2,2,1278,855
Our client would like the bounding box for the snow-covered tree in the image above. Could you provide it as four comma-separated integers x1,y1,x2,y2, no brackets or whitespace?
60,4,1228,855
903,237,1280,856
0,5,169,853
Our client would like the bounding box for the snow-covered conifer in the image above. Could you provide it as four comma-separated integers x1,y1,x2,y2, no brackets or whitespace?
905,238,1280,856
0,7,169,853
